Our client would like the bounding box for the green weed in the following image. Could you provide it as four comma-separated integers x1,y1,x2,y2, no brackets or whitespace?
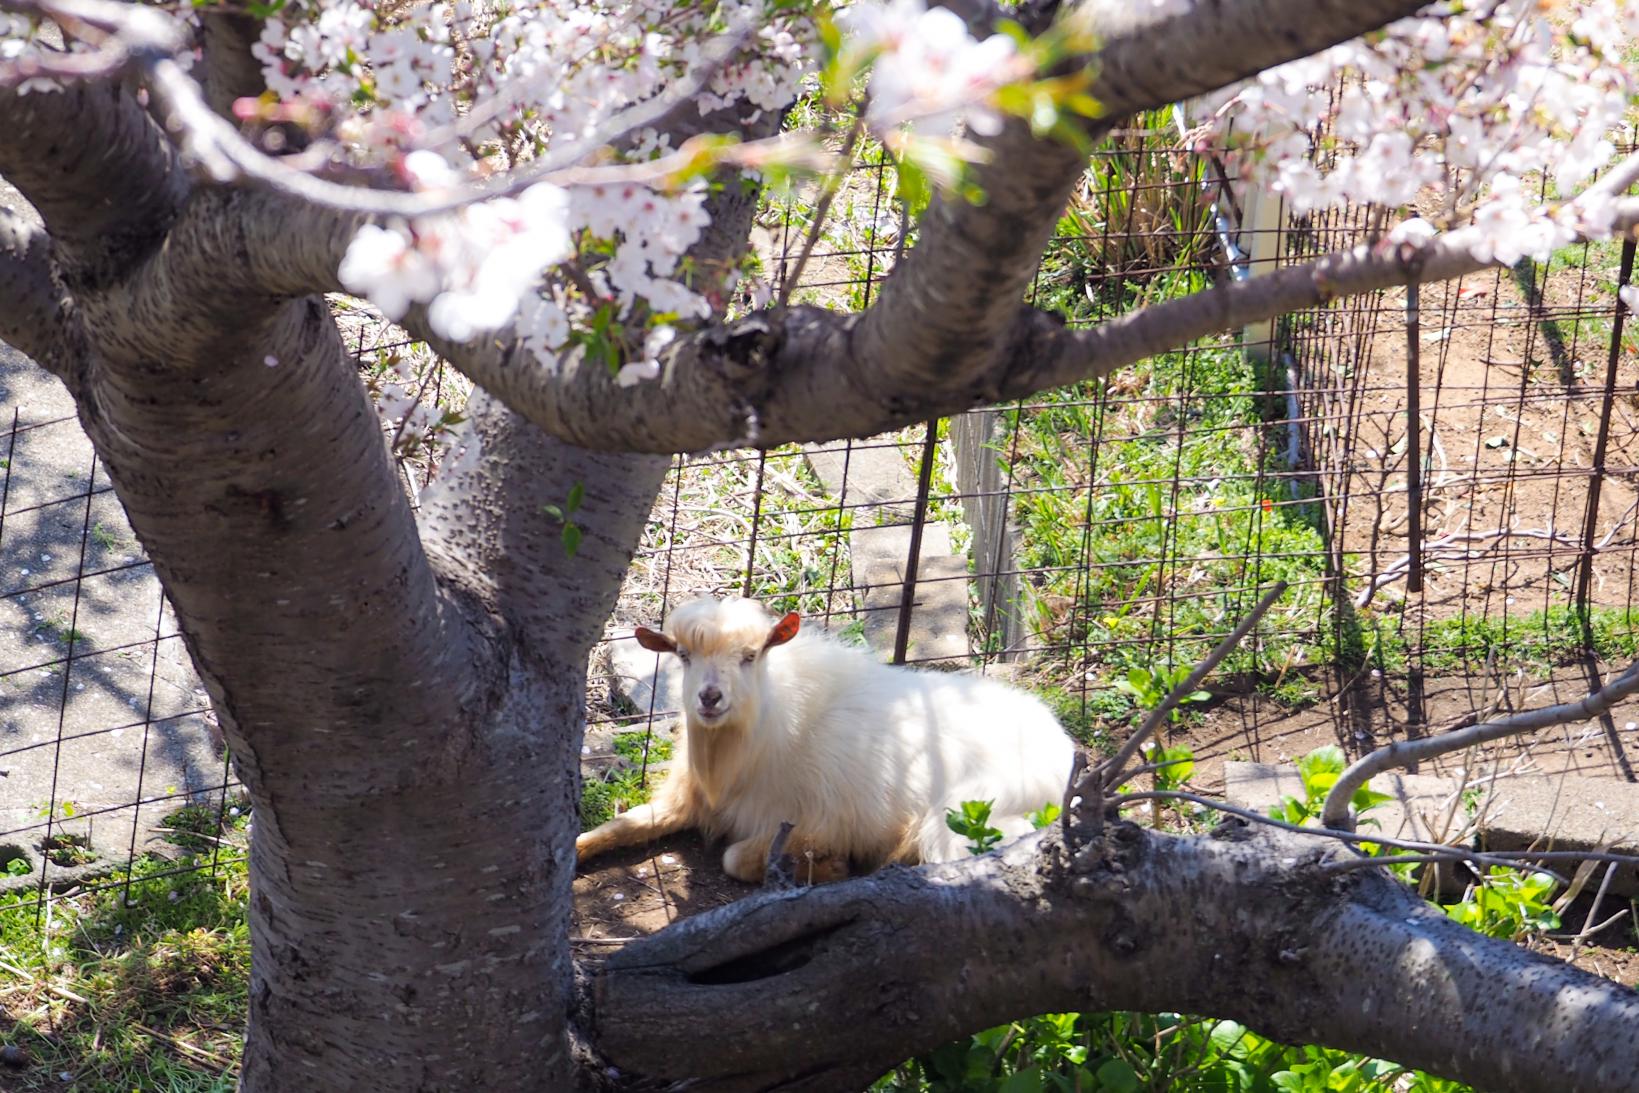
0,803,249,1092
579,730,676,831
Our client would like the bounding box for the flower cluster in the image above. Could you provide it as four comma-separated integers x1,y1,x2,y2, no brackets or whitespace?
256,0,823,361
338,160,574,343
838,0,1026,138
1210,1,1639,264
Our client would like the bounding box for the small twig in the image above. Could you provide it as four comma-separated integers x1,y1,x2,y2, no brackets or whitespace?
764,821,796,888
0,38,130,88
135,1023,236,1069
1317,848,1639,879
0,956,89,1004
1569,860,1621,957
1061,751,1087,838
1092,581,1288,793
1115,757,1196,783
1355,524,1591,607
1320,656,1639,831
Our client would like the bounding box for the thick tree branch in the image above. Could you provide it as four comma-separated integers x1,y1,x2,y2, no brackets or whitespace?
851,0,1431,402
592,822,1639,1092
70,282,477,797
1079,0,1423,119
426,196,1639,455
0,79,188,287
0,201,70,365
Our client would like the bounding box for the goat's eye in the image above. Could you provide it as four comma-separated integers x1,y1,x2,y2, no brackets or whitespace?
741,652,757,666
676,649,691,664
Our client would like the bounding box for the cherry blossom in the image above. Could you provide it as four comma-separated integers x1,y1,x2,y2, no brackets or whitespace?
1210,0,1639,265
838,0,1026,138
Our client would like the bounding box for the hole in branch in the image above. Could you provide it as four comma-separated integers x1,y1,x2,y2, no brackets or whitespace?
688,920,853,985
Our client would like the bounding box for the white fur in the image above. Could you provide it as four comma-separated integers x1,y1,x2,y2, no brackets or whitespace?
576,597,1075,882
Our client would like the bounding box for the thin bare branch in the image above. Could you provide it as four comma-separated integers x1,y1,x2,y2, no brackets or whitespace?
1316,850,1639,877
419,189,1639,455
1088,582,1288,799
1320,658,1639,831
1109,789,1639,887
0,37,128,87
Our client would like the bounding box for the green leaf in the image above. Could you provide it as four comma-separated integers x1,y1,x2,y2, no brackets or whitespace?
1027,802,1061,829
893,155,932,218
566,481,585,513
1063,92,1103,118
1351,787,1393,811
998,1068,1044,1093
561,522,583,558
1094,1058,1140,1093
1297,746,1346,782
542,503,564,522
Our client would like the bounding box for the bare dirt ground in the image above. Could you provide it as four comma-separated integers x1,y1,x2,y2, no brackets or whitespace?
1318,248,1639,621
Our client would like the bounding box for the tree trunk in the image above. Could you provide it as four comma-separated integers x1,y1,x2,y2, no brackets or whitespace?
239,663,589,1090
44,265,666,1088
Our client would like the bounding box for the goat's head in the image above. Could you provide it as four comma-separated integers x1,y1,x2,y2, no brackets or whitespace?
634,597,800,728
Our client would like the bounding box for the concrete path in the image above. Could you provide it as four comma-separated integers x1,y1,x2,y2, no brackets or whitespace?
0,191,224,891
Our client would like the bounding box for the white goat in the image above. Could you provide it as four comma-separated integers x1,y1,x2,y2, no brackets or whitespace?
576,596,1075,883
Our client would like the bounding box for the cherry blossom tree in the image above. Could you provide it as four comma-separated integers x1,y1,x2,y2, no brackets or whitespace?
3,0,1639,1089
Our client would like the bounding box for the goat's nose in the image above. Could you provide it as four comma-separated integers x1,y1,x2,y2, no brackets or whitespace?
699,685,723,709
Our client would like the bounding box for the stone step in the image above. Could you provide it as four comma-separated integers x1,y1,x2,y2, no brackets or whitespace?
1225,760,1639,898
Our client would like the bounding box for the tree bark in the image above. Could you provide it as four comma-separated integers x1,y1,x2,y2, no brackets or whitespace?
0,80,187,288
0,200,68,364
591,820,1639,1092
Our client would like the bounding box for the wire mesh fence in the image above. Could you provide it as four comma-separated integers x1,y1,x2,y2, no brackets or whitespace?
3,113,1637,932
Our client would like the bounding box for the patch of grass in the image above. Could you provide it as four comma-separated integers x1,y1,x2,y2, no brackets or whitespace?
1002,323,1331,688
0,803,249,1092
157,796,252,856
36,613,89,647
1033,684,1112,749
1033,112,1218,323
580,730,675,832
1416,605,1639,675
40,834,95,867
89,522,131,553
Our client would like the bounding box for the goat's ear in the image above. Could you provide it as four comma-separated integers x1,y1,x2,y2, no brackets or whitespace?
634,626,677,654
764,611,801,650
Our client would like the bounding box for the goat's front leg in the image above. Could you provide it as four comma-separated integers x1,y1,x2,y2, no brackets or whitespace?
722,829,851,885
576,771,695,864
